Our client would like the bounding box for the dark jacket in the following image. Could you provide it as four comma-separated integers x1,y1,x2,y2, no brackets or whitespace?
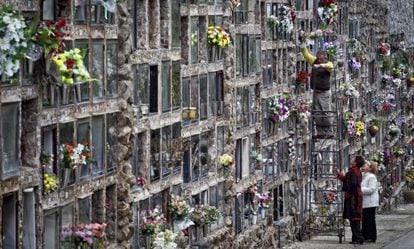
339,166,363,221
310,67,331,91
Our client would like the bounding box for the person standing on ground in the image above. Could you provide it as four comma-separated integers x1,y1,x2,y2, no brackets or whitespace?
300,41,334,138
361,161,379,243
337,155,365,244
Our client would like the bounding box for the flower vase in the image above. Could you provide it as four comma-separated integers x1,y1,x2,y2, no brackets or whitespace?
371,136,376,144
261,208,266,219
63,168,71,186
252,214,258,225
141,104,149,116
61,85,71,105
145,235,151,249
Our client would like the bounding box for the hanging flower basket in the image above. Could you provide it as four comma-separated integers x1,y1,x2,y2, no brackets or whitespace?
208,26,231,48
0,5,28,77
52,48,94,85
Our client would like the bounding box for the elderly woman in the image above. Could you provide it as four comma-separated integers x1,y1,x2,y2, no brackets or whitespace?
361,161,379,243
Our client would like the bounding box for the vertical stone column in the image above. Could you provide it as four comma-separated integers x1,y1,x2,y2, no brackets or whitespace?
115,1,136,248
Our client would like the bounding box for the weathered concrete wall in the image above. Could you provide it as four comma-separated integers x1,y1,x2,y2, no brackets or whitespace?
387,0,414,48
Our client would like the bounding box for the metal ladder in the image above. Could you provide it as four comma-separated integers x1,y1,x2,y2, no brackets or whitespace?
307,65,346,243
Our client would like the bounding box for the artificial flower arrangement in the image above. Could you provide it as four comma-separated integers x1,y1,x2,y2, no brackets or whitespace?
405,165,414,190
317,0,338,28
382,74,402,88
136,177,146,187
323,190,337,204
190,205,221,226
268,95,294,122
152,229,178,249
218,153,234,167
347,38,364,58
322,40,341,58
43,172,58,193
60,142,92,170
355,121,365,137
295,102,311,126
392,147,405,158
267,5,296,34
140,209,166,235
31,19,67,58
349,57,361,71
343,112,356,137
0,5,28,77
337,83,360,99
61,223,107,249
258,192,273,209
382,93,396,111
52,48,94,85
295,71,312,86
208,26,231,48
378,42,390,56
250,150,264,162
169,195,190,220
388,124,401,138
370,151,384,165
40,152,54,168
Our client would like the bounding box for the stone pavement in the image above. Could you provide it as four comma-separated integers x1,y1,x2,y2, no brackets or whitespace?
283,204,414,249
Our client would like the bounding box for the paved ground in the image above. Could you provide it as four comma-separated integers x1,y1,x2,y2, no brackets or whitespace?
283,204,414,249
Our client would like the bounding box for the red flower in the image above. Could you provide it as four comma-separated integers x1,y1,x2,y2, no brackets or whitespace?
65,58,75,69
296,71,312,85
55,19,67,29
321,0,334,7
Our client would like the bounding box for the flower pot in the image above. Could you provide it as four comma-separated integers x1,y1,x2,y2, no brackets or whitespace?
403,190,414,203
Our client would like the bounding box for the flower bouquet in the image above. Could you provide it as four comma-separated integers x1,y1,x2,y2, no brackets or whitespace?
169,195,190,220
259,192,273,209
219,153,234,167
136,177,146,187
317,0,338,28
0,5,28,77
140,209,166,235
355,121,365,137
322,40,341,58
208,26,231,48
370,151,384,165
295,71,311,86
61,223,107,249
338,83,359,99
343,112,356,137
43,172,58,193
40,152,54,168
295,102,311,126
347,38,364,57
267,5,296,34
268,95,294,122
52,48,94,85
152,229,178,249
31,19,67,58
250,150,264,163
349,57,361,71
405,166,414,190
378,42,390,56
388,124,401,138
392,147,405,158
323,190,337,204
60,142,92,169
191,205,220,226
